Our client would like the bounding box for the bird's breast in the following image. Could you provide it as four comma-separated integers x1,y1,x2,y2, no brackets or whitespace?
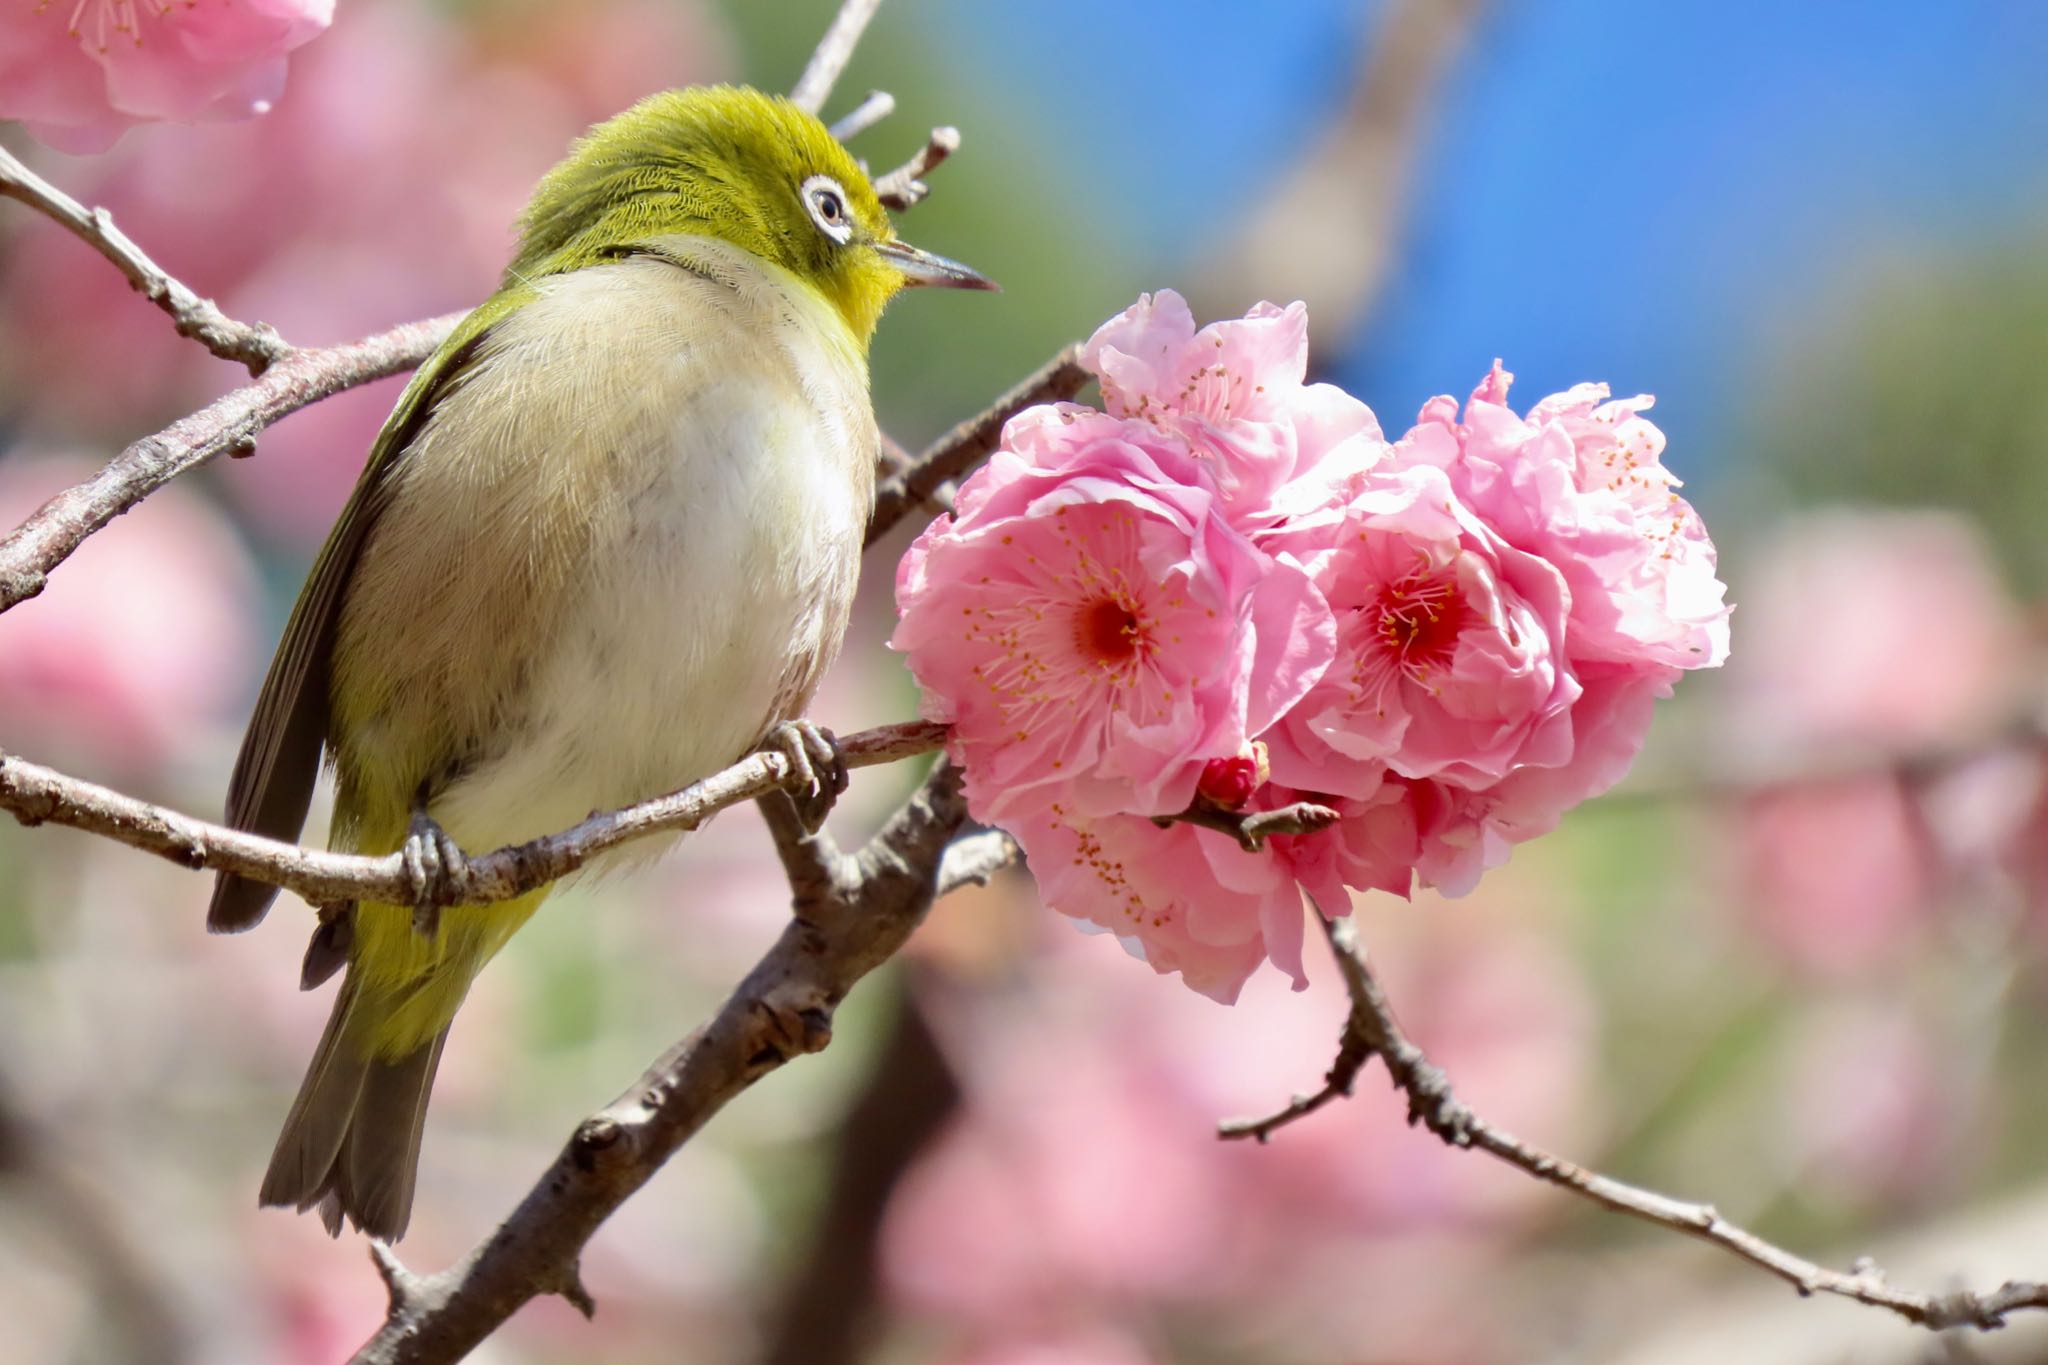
334,242,877,854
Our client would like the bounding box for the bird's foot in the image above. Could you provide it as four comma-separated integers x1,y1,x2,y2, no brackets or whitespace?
761,720,848,834
400,811,464,939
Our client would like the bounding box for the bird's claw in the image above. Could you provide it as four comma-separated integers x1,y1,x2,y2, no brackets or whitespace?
400,811,463,939
763,720,848,835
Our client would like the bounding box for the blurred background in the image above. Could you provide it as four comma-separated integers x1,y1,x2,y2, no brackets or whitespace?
3,0,2048,1361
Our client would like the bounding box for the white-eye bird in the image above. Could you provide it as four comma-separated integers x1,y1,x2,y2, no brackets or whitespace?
208,86,993,1241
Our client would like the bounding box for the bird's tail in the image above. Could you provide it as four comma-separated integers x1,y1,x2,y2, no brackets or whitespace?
259,970,451,1242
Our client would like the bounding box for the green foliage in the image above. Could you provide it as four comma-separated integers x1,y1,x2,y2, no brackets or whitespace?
1742,231,2048,594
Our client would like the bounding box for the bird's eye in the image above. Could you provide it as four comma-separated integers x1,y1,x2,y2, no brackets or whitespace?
801,174,854,245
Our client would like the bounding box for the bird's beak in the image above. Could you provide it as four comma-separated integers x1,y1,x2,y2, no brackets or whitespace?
875,238,999,291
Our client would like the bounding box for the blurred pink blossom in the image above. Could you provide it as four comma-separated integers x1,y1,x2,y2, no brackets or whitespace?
1726,510,2026,973
1735,779,1933,977
943,1327,1160,1365
0,0,333,152
0,0,730,544
0,454,260,774
885,910,1598,1355
1778,998,1954,1205
1730,509,2022,753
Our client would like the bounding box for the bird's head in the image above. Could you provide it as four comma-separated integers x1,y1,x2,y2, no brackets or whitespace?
509,85,994,345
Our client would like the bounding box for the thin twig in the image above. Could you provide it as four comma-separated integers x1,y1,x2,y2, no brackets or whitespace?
0,143,291,375
829,89,897,142
1155,799,1339,853
873,126,960,211
1224,917,2048,1334
0,721,947,911
0,312,462,615
789,0,886,115
347,764,971,1364
866,344,1091,545
1602,705,2048,807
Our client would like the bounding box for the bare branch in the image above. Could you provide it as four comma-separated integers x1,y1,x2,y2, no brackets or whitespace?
757,975,960,1365
0,720,946,911
867,345,1091,546
1155,799,1339,853
1605,701,2048,807
0,312,462,615
757,787,858,903
1225,916,2048,1334
0,143,291,375
789,0,886,115
829,89,897,142
873,126,960,211
347,763,971,1364
936,827,1019,896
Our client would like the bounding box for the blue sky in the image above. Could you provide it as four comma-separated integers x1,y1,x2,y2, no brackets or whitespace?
933,0,2048,480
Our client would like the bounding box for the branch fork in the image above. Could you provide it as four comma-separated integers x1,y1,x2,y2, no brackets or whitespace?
1222,915,2048,1334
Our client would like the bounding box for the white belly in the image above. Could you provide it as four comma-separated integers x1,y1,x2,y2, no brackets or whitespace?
400,243,875,854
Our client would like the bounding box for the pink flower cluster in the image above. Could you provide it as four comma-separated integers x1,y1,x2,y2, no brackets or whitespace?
894,292,1730,1002
1,0,333,152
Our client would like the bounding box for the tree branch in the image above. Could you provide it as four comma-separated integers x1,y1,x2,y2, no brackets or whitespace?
1155,798,1338,853
872,126,960,211
788,0,885,115
347,762,971,1364
756,973,961,1365
1223,916,2048,1334
1203,0,1489,349
0,143,292,375
866,344,1090,546
0,311,462,614
0,720,946,911
828,89,897,142
935,827,1019,896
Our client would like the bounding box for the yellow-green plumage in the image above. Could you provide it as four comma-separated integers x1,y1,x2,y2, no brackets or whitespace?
209,87,991,1240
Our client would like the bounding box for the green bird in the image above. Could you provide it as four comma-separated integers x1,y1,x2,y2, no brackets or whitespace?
208,86,993,1241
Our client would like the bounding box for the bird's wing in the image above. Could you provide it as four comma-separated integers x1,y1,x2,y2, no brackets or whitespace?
207,302,513,933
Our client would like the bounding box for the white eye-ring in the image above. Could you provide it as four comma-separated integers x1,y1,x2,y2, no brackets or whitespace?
802,174,854,245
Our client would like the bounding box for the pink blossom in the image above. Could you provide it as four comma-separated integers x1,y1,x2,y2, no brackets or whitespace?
896,308,1728,997
1,0,333,153
1261,462,1580,798
1264,369,1728,905
1079,289,1386,524
1005,805,1308,1003
0,0,732,546
1416,363,1730,672
892,405,1334,829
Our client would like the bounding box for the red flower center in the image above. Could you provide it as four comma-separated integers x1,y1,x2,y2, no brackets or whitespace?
1369,570,1465,676
1078,597,1143,663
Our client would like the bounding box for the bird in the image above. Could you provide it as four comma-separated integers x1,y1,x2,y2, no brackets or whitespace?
206,85,994,1241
